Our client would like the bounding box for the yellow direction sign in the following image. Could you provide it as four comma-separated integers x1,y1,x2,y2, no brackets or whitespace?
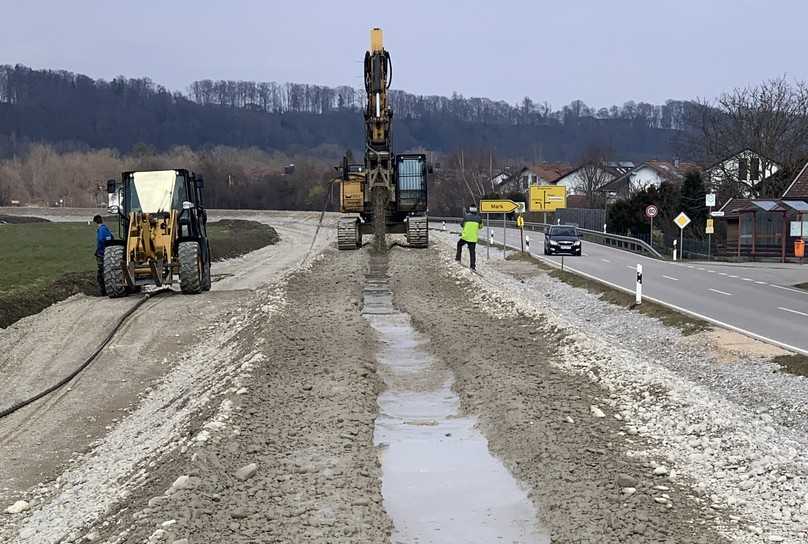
528,185,567,212
674,211,691,230
706,218,714,234
516,215,525,228
480,199,519,213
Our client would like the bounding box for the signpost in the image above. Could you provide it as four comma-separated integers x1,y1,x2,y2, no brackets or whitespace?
480,200,519,259
645,205,658,248
517,215,525,253
705,193,716,260
673,211,691,261
528,186,567,213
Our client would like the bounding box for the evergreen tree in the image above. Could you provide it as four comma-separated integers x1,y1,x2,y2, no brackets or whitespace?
679,171,707,237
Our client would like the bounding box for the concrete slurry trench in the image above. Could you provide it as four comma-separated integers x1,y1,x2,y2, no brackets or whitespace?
362,250,549,543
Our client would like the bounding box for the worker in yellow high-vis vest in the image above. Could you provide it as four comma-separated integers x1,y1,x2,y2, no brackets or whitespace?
455,206,483,270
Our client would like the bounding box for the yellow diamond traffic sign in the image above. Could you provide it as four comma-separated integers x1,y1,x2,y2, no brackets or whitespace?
674,212,691,230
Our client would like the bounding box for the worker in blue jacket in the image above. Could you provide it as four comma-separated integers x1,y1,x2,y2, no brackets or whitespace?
93,215,113,295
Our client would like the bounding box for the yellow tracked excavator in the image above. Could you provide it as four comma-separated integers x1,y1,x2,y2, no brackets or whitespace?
336,28,429,250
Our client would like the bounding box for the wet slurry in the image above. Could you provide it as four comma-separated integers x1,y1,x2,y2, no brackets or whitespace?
363,250,549,543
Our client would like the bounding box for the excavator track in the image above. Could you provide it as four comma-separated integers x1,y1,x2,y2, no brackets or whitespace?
406,216,429,248
337,218,361,250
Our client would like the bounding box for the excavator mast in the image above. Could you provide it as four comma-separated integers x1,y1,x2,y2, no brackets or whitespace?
336,28,429,251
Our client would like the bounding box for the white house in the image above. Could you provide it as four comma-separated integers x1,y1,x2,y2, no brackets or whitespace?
600,159,701,198
703,149,782,194
553,164,620,195
488,171,510,191
495,163,573,194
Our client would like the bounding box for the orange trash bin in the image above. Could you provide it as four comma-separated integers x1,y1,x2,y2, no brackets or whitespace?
796,239,805,257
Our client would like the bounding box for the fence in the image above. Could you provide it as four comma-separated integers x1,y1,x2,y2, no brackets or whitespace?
527,208,606,231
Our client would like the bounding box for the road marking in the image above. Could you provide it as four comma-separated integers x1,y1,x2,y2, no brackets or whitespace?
601,258,611,263
779,307,808,318
755,281,767,285
625,265,635,270
728,275,738,278
742,278,753,282
719,272,728,276
708,288,733,296
662,275,679,281
526,251,808,356
708,270,717,274
686,265,695,269
697,267,706,271
771,284,808,295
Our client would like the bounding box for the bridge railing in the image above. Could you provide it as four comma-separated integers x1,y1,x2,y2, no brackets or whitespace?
429,216,664,259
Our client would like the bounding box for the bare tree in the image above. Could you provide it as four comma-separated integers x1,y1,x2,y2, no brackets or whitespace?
685,76,808,196
574,147,614,206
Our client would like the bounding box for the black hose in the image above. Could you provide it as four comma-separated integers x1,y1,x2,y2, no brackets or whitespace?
0,290,171,420
301,178,336,267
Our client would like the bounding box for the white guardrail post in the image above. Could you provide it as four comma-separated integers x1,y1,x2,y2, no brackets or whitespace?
525,235,530,253
635,264,643,304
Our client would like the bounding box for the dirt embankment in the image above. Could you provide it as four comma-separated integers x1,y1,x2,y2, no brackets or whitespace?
0,219,278,329
389,246,730,544
92,248,391,543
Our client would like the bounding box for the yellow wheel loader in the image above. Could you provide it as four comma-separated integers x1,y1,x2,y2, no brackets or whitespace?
336,28,429,250
103,169,211,297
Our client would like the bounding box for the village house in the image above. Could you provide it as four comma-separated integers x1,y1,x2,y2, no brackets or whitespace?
552,163,623,195
495,163,573,194
703,148,782,195
599,159,701,199
716,160,808,262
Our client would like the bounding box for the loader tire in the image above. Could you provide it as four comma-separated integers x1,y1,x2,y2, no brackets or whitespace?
179,241,203,294
103,245,127,298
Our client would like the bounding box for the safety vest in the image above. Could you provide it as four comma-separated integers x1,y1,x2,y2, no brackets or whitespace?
461,213,483,242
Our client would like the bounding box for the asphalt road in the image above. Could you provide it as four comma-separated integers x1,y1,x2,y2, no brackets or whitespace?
447,221,808,355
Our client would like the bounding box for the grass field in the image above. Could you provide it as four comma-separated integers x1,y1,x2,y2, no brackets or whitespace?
0,219,278,327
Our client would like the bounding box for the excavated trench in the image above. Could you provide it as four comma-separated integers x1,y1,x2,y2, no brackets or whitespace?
362,250,549,543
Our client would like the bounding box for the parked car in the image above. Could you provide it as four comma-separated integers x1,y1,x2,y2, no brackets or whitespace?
544,225,582,256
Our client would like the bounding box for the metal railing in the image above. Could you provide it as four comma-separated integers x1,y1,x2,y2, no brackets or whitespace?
429,216,664,259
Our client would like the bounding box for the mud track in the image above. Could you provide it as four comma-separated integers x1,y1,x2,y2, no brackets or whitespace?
389,245,731,544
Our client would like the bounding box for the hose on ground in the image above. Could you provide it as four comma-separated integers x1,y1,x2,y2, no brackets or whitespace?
300,179,335,267
0,290,170,420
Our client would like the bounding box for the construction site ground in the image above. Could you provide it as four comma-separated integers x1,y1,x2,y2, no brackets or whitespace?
1,211,807,543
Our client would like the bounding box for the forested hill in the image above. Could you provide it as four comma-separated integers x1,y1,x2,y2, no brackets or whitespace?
0,64,687,160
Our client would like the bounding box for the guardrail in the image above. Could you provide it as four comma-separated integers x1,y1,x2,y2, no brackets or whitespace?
429,216,664,259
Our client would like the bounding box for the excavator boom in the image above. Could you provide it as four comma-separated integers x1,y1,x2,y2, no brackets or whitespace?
336,28,429,250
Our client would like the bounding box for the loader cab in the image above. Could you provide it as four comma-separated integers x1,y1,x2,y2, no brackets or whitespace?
103,168,211,297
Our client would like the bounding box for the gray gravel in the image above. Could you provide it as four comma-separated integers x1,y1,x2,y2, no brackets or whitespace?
436,232,808,543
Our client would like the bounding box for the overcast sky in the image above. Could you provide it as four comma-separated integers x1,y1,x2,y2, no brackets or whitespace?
2,0,807,108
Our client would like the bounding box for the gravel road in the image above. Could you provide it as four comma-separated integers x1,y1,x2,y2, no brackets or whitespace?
390,243,731,544
3,213,807,543
429,232,808,543
0,212,337,543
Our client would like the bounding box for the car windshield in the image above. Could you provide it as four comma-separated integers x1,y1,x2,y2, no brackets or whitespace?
127,170,186,213
550,227,577,237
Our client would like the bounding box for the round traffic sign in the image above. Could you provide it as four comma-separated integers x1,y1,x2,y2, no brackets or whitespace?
645,205,658,218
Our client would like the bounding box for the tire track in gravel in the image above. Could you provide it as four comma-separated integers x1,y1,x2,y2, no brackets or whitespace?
92,248,391,543
388,245,731,544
